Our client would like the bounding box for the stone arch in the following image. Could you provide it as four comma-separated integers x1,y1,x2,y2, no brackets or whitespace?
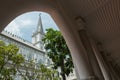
0,1,102,79
0,0,62,31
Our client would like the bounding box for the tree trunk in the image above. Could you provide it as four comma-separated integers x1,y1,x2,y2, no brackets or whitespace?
61,72,66,80
61,56,66,80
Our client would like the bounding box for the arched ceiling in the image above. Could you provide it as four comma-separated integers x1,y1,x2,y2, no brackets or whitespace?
0,0,120,75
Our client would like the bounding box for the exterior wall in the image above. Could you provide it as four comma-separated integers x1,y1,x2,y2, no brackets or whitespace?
32,14,44,51
0,30,77,80
0,31,47,64
0,31,51,80
32,32,44,50
0,32,45,63
32,36,35,44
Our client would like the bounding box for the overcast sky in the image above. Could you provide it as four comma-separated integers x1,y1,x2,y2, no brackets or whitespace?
4,11,59,42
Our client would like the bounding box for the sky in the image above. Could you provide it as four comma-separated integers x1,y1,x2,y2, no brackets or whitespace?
4,11,59,42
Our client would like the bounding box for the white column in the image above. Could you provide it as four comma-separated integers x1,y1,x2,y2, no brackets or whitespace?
67,37,95,80
78,30,104,80
61,20,99,80
90,39,113,80
76,17,104,80
51,12,98,80
74,63,80,80
59,22,96,79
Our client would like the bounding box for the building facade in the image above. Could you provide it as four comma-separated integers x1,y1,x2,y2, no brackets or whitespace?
0,14,50,80
0,14,76,80
0,30,48,65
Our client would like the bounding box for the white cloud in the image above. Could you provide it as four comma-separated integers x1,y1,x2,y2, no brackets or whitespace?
20,19,33,26
4,12,59,41
4,20,23,37
4,17,35,37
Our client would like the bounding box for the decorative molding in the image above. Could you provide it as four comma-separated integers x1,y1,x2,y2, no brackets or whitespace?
75,16,85,30
80,76,97,80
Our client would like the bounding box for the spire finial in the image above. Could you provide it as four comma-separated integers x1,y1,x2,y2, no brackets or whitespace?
36,13,44,34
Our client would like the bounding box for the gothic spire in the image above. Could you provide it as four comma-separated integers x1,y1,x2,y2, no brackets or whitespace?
37,13,44,34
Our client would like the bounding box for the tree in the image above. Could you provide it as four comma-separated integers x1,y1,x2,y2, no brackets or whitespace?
17,60,38,80
0,40,25,80
0,40,60,80
39,64,60,80
17,59,60,80
42,28,73,80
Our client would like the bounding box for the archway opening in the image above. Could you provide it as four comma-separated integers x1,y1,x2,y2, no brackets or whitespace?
0,11,76,80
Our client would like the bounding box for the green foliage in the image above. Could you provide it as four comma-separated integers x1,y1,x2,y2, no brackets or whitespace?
17,60,37,80
39,64,60,80
42,28,73,80
18,59,60,80
0,39,61,80
0,40,25,80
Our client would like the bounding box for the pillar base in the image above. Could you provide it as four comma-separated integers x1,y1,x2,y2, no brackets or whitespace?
80,76,99,80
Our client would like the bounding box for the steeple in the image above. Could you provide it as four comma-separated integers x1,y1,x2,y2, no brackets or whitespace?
32,13,44,50
37,13,44,34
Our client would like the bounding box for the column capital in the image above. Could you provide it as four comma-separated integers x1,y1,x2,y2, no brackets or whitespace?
75,16,85,30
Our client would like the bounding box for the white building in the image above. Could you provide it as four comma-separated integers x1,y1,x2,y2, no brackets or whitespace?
0,14,49,64
0,14,76,80
0,14,50,79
